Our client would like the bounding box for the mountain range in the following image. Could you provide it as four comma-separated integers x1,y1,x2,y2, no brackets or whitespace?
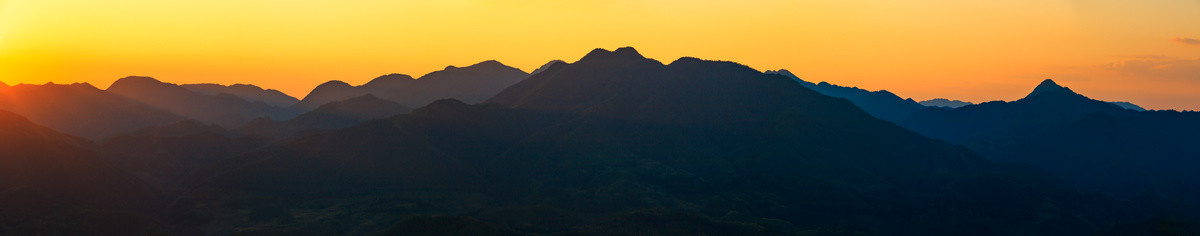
1,48,1198,235
0,82,185,139
170,48,1142,235
765,69,926,122
107,76,300,128
293,60,529,110
900,79,1200,206
180,83,299,107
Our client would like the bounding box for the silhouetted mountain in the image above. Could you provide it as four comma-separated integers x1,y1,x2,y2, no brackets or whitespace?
108,76,298,128
0,82,185,139
238,94,411,139
292,80,365,111
180,48,1130,235
765,69,925,122
920,98,974,108
1025,79,1071,98
1109,101,1147,111
181,83,298,107
900,79,1200,206
0,111,160,235
0,81,8,89
294,60,528,110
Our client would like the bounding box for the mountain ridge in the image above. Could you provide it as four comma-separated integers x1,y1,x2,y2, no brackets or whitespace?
294,60,528,110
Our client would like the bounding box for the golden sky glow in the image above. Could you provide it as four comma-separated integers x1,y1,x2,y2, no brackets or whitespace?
1,0,1198,109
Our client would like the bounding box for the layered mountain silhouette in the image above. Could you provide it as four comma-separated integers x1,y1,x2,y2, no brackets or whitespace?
765,69,925,122
177,48,1132,235
107,76,299,128
238,94,411,139
919,98,974,108
0,82,184,139
181,83,298,107
293,60,529,110
900,79,1200,206
0,111,159,235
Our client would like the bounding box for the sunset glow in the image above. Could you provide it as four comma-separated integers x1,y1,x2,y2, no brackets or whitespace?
1,0,1198,109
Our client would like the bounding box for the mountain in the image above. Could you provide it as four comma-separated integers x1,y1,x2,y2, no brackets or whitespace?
0,81,8,89
107,76,298,128
765,69,925,122
180,48,1129,235
919,98,974,108
1109,101,1147,111
0,111,160,235
292,80,367,111
293,60,529,110
900,79,1200,206
0,82,185,139
530,60,566,76
181,83,298,107
238,94,411,139
1025,78,1070,97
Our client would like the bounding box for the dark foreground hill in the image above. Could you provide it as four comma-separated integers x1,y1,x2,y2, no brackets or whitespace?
177,48,1136,235
0,111,160,235
900,79,1200,207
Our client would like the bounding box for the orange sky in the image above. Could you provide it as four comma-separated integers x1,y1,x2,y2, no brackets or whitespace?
1,0,1198,110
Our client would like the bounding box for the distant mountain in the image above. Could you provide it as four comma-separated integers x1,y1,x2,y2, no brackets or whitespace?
0,111,160,235
108,76,298,128
238,94,411,139
294,60,529,110
1109,101,1147,111
900,79,1200,205
919,98,974,108
181,83,298,107
0,81,8,89
182,48,1127,235
765,69,925,122
292,80,366,111
0,82,184,139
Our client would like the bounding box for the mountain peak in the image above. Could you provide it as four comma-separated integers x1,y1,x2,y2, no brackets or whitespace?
578,47,646,62
613,46,641,56
316,80,353,89
1025,79,1075,99
367,73,415,84
471,60,505,68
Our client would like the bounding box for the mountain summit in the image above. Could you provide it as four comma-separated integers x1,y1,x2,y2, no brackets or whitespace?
1025,79,1075,99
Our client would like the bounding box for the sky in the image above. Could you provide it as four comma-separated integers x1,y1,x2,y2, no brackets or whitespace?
0,0,1198,110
